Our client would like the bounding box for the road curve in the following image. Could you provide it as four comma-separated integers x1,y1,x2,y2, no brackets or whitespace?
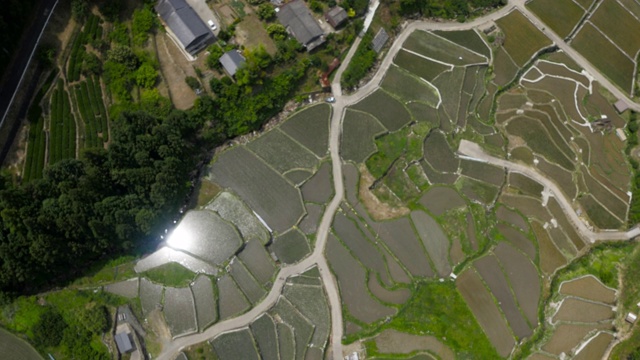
458,140,640,242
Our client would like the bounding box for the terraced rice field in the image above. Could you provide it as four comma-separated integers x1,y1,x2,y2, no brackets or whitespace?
210,146,304,232
402,30,487,65
527,0,585,37
432,29,491,58
381,66,440,106
393,49,450,81
279,103,331,157
496,10,552,66
0,329,42,360
163,287,197,337
270,229,311,264
572,22,634,92
341,109,387,163
350,89,412,131
589,0,640,58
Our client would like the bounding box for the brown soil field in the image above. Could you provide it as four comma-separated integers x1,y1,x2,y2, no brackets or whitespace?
374,329,454,360
573,331,614,360
559,275,616,304
531,221,567,275
456,269,515,357
359,165,410,220
155,33,197,110
418,186,466,216
474,254,532,339
552,298,614,323
497,223,536,260
235,15,277,55
499,194,552,223
543,323,612,355
527,353,556,360
466,213,479,251
494,242,541,326
496,205,529,232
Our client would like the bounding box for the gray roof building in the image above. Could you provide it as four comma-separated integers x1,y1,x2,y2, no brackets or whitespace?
156,0,214,55
372,28,389,54
614,99,630,113
115,332,133,354
325,7,348,28
220,50,246,77
277,0,325,51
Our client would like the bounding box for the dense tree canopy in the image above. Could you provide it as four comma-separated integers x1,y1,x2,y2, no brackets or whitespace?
0,110,206,293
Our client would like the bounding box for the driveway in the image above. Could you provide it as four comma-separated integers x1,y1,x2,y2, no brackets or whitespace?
184,0,221,36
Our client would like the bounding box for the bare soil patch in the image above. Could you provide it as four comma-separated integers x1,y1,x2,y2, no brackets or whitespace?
235,15,277,55
552,297,614,323
155,33,197,110
374,329,454,360
358,164,409,221
543,323,612,355
559,275,616,304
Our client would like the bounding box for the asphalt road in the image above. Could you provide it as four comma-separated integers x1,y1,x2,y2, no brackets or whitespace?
0,0,58,132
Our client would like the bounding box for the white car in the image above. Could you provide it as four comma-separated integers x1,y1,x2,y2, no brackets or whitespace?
208,20,217,31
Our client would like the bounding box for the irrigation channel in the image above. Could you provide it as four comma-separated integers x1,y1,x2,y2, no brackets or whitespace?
157,0,640,358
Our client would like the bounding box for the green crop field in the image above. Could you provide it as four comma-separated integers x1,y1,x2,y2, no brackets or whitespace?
590,0,640,58
403,30,487,66
393,49,450,81
381,65,440,106
527,0,584,38
433,29,491,58
492,47,520,86
341,109,387,163
279,103,331,157
48,80,76,164
496,10,552,66
572,23,634,92
351,89,412,131
0,329,42,360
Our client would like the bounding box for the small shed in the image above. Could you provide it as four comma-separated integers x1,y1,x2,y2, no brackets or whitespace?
219,50,246,77
372,28,389,54
627,312,638,324
325,7,348,28
616,128,628,141
614,99,630,113
115,332,133,354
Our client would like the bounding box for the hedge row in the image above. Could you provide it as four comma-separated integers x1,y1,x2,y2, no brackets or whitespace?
92,75,109,142
67,14,102,82
49,79,76,164
23,115,46,182
74,81,104,149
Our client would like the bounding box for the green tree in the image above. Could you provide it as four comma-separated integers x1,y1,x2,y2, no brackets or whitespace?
132,7,155,45
257,3,276,20
82,52,102,75
185,76,200,90
267,24,287,41
135,62,158,88
71,0,89,20
32,308,67,347
78,304,108,334
205,44,225,70
107,45,138,71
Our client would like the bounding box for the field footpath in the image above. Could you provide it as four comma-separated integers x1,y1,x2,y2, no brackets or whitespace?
458,139,640,242
156,1,640,359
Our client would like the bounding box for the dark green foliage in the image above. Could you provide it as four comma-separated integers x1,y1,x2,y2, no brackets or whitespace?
99,0,124,22
206,44,225,70
341,31,376,89
77,305,108,334
72,0,89,20
0,0,39,78
398,0,506,18
32,308,66,347
257,3,276,20
132,7,156,45
49,80,76,164
0,110,208,293
185,76,201,90
109,22,130,45
627,112,640,225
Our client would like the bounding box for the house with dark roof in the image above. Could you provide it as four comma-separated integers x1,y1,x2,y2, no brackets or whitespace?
156,0,215,56
325,7,348,28
277,0,325,51
114,332,133,354
372,28,389,54
219,50,246,77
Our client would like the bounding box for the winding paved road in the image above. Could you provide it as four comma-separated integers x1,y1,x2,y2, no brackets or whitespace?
156,1,640,359
458,140,640,242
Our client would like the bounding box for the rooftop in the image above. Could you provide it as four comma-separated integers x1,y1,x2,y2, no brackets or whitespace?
325,7,348,28
115,332,133,354
372,28,389,53
277,0,325,50
219,50,246,77
156,0,213,54
614,99,630,113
